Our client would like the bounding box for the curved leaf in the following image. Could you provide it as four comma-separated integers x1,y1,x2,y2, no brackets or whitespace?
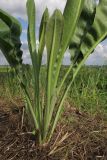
48,0,107,141
0,19,10,40
0,9,22,67
0,9,21,37
50,0,85,99
61,0,85,51
69,0,96,62
54,0,107,141
81,0,107,56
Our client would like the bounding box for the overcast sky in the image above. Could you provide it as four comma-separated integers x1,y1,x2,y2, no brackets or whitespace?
0,0,107,65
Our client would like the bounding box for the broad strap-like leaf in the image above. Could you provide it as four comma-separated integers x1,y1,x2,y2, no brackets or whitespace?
26,0,36,54
69,0,96,62
46,9,64,100
44,9,64,138
0,9,22,67
38,8,49,71
26,0,38,92
80,0,107,56
49,0,85,98
26,0,38,91
61,0,85,52
26,0,41,131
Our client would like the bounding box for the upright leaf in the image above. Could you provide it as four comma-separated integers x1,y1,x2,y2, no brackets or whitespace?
26,0,41,133
44,9,64,139
26,0,36,54
46,9,64,102
50,0,85,98
38,8,49,71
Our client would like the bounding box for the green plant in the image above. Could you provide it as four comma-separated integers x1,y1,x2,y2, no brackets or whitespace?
0,0,107,145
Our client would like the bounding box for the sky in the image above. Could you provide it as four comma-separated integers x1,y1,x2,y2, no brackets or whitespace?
0,0,107,66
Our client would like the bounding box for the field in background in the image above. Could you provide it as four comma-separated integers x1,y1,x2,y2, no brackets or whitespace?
0,65,107,115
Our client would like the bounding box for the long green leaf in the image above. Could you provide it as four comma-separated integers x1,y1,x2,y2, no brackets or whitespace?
26,0,36,53
46,9,64,97
50,0,85,100
62,0,85,50
44,9,64,140
38,8,49,72
44,1,85,136
57,0,96,95
26,0,41,138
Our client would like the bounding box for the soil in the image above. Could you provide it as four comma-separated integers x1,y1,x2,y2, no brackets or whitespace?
0,98,107,160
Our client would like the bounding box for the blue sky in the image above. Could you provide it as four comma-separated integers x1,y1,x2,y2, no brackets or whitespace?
0,0,107,65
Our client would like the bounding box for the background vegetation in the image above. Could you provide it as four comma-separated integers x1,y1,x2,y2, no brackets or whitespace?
1,65,107,115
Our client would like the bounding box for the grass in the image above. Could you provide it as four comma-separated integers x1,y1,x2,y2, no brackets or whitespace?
0,65,107,115
0,65,107,159
0,66,10,73
68,66,107,115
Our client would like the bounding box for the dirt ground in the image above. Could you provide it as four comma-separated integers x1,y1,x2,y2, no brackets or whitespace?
0,98,107,160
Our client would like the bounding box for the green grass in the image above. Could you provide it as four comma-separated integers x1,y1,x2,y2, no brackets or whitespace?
0,66,21,99
0,65,107,115
0,66,10,73
67,66,107,114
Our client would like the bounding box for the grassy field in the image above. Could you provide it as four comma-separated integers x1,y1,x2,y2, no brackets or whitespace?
1,65,107,114
0,65,107,159
67,66,107,114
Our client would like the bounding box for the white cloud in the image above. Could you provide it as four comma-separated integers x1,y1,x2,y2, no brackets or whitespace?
22,29,27,34
86,42,107,65
0,0,66,39
95,44,104,53
0,0,66,20
0,0,27,19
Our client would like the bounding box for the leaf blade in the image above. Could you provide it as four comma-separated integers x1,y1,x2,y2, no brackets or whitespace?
38,8,49,71
44,9,64,139
0,9,22,67
69,0,96,62
81,0,107,55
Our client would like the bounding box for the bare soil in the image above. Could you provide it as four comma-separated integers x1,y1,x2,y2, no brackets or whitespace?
0,98,107,160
